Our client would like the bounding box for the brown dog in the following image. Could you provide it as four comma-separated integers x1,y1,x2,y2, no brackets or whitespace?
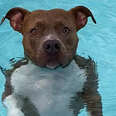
1,6,102,116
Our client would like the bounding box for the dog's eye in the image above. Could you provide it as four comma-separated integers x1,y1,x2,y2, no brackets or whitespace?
63,27,70,34
30,27,39,34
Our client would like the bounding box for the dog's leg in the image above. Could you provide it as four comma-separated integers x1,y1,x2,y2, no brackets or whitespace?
82,91,103,116
69,92,84,116
21,97,40,116
74,56,103,116
3,94,24,116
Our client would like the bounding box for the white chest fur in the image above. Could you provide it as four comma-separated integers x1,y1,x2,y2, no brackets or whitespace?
11,60,87,116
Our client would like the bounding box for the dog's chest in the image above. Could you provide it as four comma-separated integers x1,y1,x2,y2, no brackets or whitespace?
11,60,87,116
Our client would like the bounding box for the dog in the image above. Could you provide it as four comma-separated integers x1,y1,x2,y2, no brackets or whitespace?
0,6,103,116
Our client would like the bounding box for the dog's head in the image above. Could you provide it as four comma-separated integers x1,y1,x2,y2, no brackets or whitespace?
1,6,96,69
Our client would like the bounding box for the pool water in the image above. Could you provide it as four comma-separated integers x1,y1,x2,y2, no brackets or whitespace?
0,0,116,116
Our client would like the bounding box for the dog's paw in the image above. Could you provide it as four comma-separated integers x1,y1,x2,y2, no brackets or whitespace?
7,109,24,116
3,95,25,116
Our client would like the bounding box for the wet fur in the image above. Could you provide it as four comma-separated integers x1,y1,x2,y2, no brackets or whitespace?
1,56,103,116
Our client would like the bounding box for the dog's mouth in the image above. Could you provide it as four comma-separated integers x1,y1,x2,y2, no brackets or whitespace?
27,50,73,69
46,63,60,69
45,57,61,69
35,55,66,69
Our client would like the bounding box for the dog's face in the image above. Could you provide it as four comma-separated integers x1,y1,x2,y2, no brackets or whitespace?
22,10,79,69
1,6,96,69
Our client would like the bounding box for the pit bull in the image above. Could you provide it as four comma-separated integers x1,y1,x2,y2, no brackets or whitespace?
0,6,103,116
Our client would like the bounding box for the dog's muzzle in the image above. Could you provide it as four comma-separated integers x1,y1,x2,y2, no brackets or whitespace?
43,40,61,55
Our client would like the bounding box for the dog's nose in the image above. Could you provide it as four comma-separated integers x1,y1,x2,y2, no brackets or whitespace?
43,40,60,55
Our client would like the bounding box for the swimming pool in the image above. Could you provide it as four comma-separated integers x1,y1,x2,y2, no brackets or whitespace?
0,0,116,116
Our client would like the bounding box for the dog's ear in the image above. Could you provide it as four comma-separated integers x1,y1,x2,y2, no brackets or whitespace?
70,6,96,31
0,7,30,33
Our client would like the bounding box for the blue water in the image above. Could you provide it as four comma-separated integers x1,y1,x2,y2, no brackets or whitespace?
0,0,116,116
